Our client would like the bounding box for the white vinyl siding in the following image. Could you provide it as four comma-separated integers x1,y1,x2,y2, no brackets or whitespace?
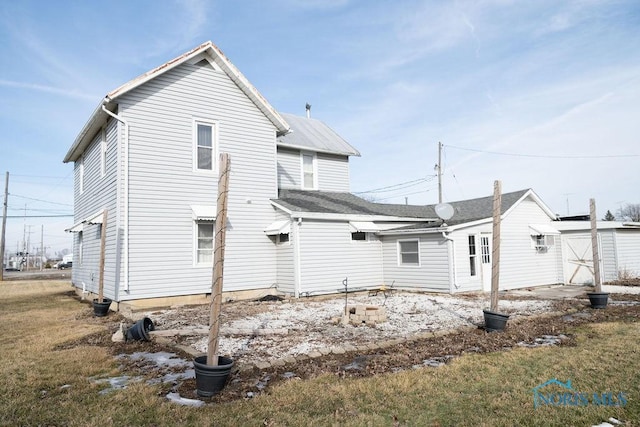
114,60,279,300
297,220,383,295
614,230,640,278
381,234,450,292
71,118,120,300
317,153,350,192
277,147,351,192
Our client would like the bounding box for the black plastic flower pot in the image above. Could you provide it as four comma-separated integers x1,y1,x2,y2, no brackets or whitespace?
587,292,609,309
92,298,112,317
126,317,154,341
193,355,234,397
483,309,509,332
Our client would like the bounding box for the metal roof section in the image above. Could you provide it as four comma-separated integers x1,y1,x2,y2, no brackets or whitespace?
277,113,360,157
64,41,290,163
190,205,216,221
264,220,291,235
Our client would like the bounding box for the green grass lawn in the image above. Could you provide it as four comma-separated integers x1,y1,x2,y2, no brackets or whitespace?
0,280,638,426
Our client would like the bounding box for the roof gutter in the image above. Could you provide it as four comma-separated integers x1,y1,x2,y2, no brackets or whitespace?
101,105,130,294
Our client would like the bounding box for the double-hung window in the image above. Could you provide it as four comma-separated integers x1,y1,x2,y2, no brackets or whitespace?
468,235,477,276
301,152,316,189
196,222,214,264
398,239,420,266
194,120,216,172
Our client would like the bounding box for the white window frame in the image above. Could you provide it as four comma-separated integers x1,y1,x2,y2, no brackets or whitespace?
468,235,477,276
398,239,420,267
300,152,317,190
193,119,218,173
100,127,107,178
194,221,215,266
79,156,85,194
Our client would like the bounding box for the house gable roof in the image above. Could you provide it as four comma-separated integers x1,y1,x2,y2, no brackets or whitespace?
274,189,556,233
277,113,360,157
64,41,290,163
272,190,437,220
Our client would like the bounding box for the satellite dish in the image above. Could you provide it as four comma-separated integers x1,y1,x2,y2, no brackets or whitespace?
435,203,454,221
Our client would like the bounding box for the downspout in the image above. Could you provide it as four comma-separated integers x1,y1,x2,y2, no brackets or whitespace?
102,105,129,293
442,231,458,292
293,217,302,298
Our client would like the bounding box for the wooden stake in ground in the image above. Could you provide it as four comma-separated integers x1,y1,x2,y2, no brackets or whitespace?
490,180,502,312
590,198,602,292
207,153,231,367
97,209,108,303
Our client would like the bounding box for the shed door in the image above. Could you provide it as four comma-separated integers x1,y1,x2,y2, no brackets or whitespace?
480,235,492,291
562,235,595,284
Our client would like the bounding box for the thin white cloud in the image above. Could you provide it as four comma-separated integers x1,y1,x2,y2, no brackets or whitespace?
0,79,97,101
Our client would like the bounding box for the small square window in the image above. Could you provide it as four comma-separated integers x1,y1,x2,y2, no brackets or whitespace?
399,240,420,266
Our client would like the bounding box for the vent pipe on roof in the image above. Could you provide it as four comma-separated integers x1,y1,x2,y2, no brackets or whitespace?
305,103,311,118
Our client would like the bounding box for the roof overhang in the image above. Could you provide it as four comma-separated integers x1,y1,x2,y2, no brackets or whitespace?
277,141,361,157
64,41,290,164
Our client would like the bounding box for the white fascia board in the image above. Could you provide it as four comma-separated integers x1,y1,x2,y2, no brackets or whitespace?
446,218,492,232
290,212,437,222
377,227,448,236
270,200,293,215
277,142,361,157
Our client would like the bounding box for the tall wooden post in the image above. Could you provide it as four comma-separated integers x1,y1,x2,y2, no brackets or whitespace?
98,209,108,303
590,198,602,292
490,180,502,312
207,153,231,366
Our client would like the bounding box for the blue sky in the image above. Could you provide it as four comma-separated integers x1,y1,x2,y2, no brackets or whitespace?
1,0,639,255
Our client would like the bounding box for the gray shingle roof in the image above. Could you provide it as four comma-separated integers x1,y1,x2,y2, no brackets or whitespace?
277,113,360,157
273,189,531,225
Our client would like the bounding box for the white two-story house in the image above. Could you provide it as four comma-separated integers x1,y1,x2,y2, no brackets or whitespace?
64,41,571,311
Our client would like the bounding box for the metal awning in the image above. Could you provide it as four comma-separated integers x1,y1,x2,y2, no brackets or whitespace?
65,221,84,233
65,210,106,232
529,224,560,236
349,221,380,233
191,205,216,221
264,220,291,235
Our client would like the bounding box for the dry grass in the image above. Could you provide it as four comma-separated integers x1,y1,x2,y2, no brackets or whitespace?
0,280,639,426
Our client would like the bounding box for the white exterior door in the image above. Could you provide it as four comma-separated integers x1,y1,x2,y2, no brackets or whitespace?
562,235,597,284
480,235,492,291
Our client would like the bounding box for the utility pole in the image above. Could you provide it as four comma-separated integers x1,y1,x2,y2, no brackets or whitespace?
0,172,8,281
437,142,443,203
40,225,44,271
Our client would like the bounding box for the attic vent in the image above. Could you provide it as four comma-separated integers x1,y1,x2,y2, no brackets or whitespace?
194,59,211,67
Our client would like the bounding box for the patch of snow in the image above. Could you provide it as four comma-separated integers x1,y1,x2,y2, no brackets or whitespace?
166,392,205,407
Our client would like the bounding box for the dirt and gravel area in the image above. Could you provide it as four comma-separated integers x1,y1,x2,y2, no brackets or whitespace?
63,285,640,404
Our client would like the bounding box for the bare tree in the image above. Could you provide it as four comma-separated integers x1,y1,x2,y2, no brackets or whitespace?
617,203,640,222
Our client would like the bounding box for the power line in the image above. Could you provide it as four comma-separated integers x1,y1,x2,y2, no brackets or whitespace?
354,175,436,194
445,144,640,159
10,194,73,207
5,214,73,218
